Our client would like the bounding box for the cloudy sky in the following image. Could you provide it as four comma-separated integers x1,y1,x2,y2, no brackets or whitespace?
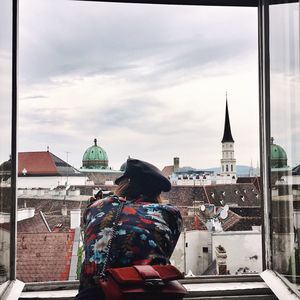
16,0,260,170
0,0,12,166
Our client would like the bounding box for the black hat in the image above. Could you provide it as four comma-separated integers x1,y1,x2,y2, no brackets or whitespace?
115,158,171,193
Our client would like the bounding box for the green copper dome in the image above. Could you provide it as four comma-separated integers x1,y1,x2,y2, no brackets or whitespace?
82,138,109,169
271,137,288,168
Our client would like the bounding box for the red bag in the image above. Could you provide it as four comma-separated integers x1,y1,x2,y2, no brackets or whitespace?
98,264,188,300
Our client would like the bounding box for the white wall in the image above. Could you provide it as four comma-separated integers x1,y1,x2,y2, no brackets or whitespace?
17,208,35,222
70,209,81,229
171,230,211,275
171,175,236,186
18,176,88,189
0,208,35,224
212,231,262,275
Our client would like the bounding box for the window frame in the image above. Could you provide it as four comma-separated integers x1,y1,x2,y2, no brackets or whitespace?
2,0,300,298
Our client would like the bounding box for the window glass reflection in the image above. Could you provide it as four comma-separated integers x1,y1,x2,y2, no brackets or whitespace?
270,0,300,285
0,0,12,285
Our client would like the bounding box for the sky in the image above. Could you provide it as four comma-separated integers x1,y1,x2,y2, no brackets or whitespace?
269,3,300,168
15,0,261,170
0,0,12,166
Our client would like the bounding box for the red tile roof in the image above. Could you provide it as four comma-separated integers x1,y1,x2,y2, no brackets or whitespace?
17,230,75,282
18,152,57,175
17,212,49,233
18,151,82,176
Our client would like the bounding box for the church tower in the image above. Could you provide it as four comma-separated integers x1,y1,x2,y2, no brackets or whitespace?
221,97,236,178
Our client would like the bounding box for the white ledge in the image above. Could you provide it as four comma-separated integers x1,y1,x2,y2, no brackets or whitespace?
20,280,272,299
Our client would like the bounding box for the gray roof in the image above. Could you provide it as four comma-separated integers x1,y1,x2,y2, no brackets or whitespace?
163,183,261,207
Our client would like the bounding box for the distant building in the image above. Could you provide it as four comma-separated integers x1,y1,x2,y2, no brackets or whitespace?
166,157,215,186
0,157,11,183
16,151,88,189
270,138,300,274
220,99,236,179
80,138,122,185
171,229,262,276
164,99,237,186
82,138,109,169
271,137,290,187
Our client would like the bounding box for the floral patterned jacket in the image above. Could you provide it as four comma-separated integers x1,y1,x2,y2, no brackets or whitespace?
79,195,183,290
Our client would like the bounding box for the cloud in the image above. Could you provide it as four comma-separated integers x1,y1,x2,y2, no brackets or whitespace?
19,1,257,86
18,1,260,169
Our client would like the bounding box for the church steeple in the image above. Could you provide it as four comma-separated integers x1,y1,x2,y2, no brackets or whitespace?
221,98,234,143
220,94,236,179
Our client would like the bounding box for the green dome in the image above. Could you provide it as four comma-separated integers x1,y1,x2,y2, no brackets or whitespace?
271,144,287,160
82,139,109,169
271,138,288,168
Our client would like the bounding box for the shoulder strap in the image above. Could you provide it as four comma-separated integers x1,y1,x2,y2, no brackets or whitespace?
99,196,126,277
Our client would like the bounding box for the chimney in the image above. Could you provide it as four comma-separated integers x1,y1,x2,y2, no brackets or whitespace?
61,205,68,216
216,245,227,275
173,157,180,172
70,209,81,229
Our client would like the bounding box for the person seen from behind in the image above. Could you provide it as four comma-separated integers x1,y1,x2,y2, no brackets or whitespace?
75,158,183,299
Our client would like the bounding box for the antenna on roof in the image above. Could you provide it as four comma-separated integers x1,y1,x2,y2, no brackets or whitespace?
47,146,49,152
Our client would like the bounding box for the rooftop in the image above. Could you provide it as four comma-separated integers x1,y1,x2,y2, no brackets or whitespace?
17,231,75,283
18,152,82,177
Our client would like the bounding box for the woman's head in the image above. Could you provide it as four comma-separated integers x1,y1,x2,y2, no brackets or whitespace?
114,158,171,203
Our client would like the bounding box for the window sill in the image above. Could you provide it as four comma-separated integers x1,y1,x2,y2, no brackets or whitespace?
19,275,276,299
1,280,25,300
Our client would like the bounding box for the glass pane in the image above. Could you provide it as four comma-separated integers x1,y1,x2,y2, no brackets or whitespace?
0,0,12,285
269,0,300,286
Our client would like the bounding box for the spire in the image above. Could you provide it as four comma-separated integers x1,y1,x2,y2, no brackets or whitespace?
221,98,234,143
94,138,97,146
